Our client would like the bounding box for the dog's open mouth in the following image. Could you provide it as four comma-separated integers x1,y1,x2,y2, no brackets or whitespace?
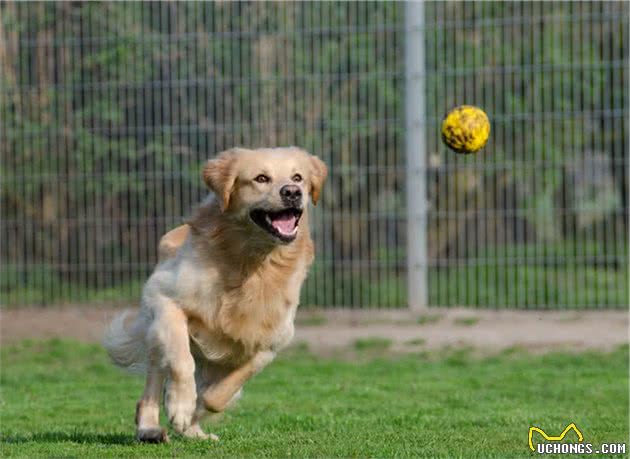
250,208,303,243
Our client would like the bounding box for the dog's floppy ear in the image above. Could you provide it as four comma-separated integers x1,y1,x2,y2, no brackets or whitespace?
203,149,239,212
309,155,328,206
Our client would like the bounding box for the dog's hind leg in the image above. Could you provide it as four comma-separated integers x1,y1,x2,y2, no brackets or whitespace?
136,363,168,443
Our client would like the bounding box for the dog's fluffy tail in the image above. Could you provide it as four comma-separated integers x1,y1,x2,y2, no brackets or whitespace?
102,310,150,373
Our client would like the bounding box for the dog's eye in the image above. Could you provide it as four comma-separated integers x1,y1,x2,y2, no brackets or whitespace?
292,174,303,183
254,174,270,183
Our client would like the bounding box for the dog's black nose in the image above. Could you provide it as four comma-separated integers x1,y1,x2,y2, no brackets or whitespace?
280,184,302,203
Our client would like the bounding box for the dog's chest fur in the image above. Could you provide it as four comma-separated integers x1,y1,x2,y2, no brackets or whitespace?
176,238,311,364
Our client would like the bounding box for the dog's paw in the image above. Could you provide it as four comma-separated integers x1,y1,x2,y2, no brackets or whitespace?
165,382,197,433
167,400,196,432
181,423,219,441
137,427,170,443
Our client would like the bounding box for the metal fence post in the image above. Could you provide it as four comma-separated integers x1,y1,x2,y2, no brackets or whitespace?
405,0,428,312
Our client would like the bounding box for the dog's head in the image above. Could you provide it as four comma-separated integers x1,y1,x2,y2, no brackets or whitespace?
203,147,327,244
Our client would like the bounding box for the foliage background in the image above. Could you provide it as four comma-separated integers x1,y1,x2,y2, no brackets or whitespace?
1,2,627,308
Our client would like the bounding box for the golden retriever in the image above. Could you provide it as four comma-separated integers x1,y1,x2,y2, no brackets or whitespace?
104,147,327,442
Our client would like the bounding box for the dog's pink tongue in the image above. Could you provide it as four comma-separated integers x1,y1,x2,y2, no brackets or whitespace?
271,214,297,235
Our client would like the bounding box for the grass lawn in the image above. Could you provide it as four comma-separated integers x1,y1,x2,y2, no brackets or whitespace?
1,340,628,458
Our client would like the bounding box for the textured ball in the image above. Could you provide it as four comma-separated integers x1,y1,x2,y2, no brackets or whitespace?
441,105,490,154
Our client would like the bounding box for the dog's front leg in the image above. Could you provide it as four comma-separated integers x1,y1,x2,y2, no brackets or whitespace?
202,350,275,413
146,299,197,435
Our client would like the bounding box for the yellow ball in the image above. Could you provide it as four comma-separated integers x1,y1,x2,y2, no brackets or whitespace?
441,105,490,154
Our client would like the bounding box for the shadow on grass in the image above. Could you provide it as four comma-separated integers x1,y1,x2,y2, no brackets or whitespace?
2,431,135,446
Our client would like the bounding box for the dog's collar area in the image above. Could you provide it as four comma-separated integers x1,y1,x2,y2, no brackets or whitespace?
249,207,303,243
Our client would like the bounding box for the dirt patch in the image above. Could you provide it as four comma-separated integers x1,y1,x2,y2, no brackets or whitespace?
1,306,123,345
1,306,627,356
295,308,629,356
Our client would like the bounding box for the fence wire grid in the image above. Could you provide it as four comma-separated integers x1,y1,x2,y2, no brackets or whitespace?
1,1,628,309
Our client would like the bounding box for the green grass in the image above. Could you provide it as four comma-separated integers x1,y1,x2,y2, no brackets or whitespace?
417,314,443,325
294,314,327,326
453,317,480,326
353,337,393,351
1,340,628,458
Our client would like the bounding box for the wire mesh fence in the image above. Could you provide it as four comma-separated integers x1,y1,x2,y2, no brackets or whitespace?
1,2,628,309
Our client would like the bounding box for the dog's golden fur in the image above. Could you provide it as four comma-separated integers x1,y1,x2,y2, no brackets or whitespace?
104,147,326,442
